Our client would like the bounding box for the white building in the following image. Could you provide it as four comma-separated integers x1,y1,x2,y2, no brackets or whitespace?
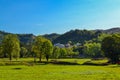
54,43,65,48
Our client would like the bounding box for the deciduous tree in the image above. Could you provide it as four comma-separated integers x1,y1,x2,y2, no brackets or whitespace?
43,40,53,61
32,36,45,62
102,34,120,64
2,34,20,61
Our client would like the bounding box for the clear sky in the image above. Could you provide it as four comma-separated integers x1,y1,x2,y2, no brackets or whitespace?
0,0,120,35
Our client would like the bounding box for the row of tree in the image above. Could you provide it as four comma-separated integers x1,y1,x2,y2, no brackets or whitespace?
0,34,78,62
0,33,120,64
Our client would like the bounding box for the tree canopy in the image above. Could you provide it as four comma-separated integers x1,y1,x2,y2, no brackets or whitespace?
2,34,20,61
102,34,120,63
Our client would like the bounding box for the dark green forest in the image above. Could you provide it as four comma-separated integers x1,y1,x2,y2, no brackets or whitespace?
0,27,120,63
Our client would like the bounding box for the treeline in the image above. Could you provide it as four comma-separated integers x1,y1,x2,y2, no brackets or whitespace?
0,34,79,62
44,28,120,44
52,29,101,44
0,28,120,64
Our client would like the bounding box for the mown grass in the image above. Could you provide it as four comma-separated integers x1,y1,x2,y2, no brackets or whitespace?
0,58,120,80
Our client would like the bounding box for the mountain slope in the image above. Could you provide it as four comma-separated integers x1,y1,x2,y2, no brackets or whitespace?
0,27,120,44
43,33,60,41
0,31,35,45
53,29,101,44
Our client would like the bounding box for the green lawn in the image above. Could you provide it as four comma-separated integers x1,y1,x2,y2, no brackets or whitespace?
0,58,120,80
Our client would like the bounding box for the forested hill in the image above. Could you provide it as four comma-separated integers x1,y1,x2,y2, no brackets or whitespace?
0,31,35,45
0,27,120,44
43,33,60,41
52,30,101,44
103,27,120,33
44,27,120,44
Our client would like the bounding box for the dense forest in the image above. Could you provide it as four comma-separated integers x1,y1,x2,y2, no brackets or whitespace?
44,27,120,44
0,27,120,44
0,27,120,63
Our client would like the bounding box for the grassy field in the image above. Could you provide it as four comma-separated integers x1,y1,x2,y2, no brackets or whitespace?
0,58,120,80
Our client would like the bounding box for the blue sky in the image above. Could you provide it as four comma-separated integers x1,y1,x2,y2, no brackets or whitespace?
0,0,120,35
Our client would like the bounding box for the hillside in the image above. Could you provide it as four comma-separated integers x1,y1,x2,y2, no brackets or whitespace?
103,27,120,33
52,27,120,44
43,33,60,41
0,31,35,45
53,29,101,44
17,34,35,45
0,27,120,44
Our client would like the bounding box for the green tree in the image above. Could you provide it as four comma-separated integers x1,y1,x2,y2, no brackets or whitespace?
31,45,38,62
52,46,60,59
83,42,102,58
43,40,53,61
66,48,74,58
97,33,110,43
2,34,20,61
60,48,67,58
101,34,120,64
20,47,28,58
32,36,45,62
0,45,3,57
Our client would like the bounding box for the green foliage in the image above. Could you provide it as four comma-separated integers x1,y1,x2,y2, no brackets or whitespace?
102,34,120,63
66,47,79,58
43,39,53,61
97,33,110,43
52,46,60,59
20,47,28,58
60,48,67,58
73,46,84,55
83,42,102,58
53,30,101,44
32,36,45,62
2,34,20,61
0,45,3,57
32,36,53,62
17,34,35,45
43,33,60,41
66,48,73,56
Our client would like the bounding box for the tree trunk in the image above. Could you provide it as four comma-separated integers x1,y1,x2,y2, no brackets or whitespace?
34,56,36,62
10,54,12,61
39,57,41,62
39,54,41,62
46,55,49,62
39,53,42,62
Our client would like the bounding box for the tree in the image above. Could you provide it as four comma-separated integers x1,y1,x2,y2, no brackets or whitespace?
32,36,45,62
101,34,120,64
0,45,3,57
83,42,102,58
66,48,74,58
73,46,84,56
2,34,20,61
31,45,38,62
52,46,60,59
20,47,28,58
97,33,110,43
43,40,53,61
60,48,67,58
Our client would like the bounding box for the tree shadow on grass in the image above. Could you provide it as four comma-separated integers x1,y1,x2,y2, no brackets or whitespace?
49,60,80,65
82,61,109,66
1,60,110,66
12,68,22,70
36,60,109,66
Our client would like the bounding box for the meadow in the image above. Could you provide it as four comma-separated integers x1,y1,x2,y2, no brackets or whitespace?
0,58,120,80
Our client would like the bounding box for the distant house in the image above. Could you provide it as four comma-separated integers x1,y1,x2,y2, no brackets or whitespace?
76,43,81,47
54,43,65,48
65,43,71,48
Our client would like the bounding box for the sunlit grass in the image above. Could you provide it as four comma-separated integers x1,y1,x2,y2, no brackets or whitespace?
0,58,120,80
